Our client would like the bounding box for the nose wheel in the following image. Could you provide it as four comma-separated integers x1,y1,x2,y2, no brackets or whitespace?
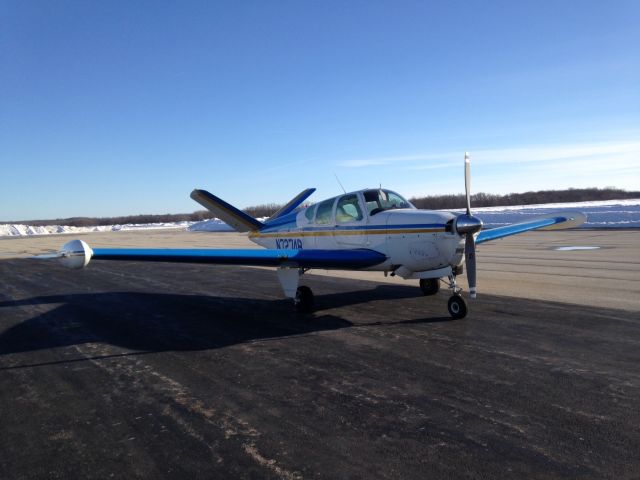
447,294,468,319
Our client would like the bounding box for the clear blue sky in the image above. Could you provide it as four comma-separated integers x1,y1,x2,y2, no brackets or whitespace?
1,0,639,220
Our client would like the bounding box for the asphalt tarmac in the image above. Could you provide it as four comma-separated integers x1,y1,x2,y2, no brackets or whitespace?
1,250,639,479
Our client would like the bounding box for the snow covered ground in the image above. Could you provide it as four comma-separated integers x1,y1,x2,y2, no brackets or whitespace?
1,199,639,237
446,198,640,213
0,217,265,237
455,198,640,228
0,221,193,237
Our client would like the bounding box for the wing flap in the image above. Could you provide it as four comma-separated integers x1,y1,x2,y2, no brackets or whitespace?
92,248,387,269
476,211,586,244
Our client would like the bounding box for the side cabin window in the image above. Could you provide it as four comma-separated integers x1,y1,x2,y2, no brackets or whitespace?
336,194,364,223
304,204,316,222
314,199,335,225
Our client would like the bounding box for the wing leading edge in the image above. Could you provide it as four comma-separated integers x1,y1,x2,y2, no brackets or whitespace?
92,248,387,269
476,211,586,244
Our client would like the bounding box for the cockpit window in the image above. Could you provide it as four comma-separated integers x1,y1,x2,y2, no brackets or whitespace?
336,194,363,223
363,189,413,215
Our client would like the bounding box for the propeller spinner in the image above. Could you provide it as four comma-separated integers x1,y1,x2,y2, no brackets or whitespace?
454,153,483,298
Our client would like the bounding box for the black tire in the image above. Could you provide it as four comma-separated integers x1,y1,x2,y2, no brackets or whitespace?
295,286,314,313
447,295,468,319
419,278,440,296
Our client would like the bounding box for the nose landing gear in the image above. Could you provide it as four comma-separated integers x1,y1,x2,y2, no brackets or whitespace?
445,274,468,319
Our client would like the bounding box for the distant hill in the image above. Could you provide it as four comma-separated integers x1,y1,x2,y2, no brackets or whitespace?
4,188,638,227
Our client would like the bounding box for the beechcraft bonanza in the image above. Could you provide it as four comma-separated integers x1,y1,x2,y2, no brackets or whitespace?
39,154,585,319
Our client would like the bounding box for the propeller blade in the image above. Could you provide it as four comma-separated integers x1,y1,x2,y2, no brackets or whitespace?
465,233,477,298
464,152,471,216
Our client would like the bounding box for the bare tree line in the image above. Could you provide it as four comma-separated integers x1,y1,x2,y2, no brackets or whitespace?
409,187,639,210
6,188,637,227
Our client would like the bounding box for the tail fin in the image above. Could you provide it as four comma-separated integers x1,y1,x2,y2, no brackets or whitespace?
190,189,264,232
268,188,316,221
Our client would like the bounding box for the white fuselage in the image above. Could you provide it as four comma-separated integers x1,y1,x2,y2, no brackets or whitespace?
248,189,466,279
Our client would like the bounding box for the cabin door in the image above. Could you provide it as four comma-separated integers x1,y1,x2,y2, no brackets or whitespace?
333,194,368,248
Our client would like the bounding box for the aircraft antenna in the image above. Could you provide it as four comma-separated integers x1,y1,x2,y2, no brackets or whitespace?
334,173,347,194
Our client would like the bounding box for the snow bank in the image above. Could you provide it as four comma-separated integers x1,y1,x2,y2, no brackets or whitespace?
0,221,194,237
0,215,275,237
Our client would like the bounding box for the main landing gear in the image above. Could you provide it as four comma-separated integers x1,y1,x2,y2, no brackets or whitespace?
294,286,314,313
277,267,315,314
419,278,440,296
279,267,469,319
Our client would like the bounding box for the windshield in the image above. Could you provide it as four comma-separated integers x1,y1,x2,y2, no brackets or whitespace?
363,189,413,215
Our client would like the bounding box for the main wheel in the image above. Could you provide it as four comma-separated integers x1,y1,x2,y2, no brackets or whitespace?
295,286,314,313
419,278,440,296
447,295,468,319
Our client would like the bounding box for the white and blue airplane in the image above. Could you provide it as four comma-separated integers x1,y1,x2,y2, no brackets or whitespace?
44,154,585,319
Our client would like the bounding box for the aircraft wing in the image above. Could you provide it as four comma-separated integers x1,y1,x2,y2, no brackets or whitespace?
476,211,586,244
89,247,387,270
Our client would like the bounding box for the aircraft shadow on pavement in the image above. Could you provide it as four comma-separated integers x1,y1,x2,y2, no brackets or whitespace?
0,285,451,359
